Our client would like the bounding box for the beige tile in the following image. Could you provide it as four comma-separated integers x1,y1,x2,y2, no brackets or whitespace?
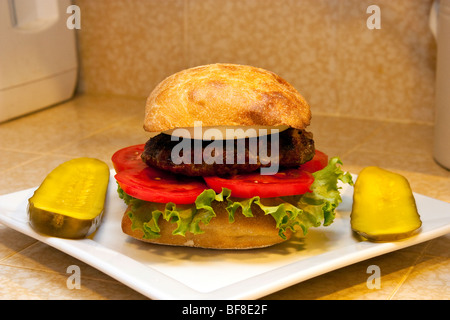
0,269,43,299
2,242,112,281
308,115,386,154
356,122,434,155
0,95,145,154
391,255,450,300
53,116,152,169
0,225,37,261
0,149,40,173
336,0,436,123
402,172,450,202
263,250,420,300
342,150,450,179
424,234,450,259
1,241,149,299
75,0,186,97
0,95,148,195
0,264,147,300
0,154,74,195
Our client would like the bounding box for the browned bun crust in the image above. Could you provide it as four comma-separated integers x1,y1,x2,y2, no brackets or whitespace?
144,63,311,132
121,200,291,250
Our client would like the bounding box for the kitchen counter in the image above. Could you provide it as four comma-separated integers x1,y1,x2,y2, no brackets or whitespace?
0,94,448,300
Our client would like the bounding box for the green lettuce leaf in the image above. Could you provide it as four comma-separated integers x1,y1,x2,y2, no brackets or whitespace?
118,157,353,240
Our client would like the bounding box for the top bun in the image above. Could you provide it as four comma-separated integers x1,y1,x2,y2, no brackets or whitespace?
144,63,311,132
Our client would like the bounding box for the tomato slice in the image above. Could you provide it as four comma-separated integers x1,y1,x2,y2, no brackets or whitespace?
113,146,327,202
203,151,329,199
203,168,314,199
299,150,328,173
112,144,146,172
115,166,207,204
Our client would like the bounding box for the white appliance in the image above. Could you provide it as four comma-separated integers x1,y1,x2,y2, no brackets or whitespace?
0,0,78,123
431,0,450,170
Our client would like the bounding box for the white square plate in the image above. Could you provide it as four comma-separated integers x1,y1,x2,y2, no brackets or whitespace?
0,171,449,299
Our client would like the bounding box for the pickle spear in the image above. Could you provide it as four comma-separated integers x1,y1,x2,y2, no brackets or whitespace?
28,158,110,239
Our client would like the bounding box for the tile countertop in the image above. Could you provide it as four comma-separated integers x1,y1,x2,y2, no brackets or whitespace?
0,94,449,300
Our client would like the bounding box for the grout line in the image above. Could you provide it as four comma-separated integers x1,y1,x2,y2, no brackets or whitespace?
0,147,48,156
73,92,147,102
0,240,39,263
387,241,433,300
312,111,434,126
387,265,415,300
0,112,141,177
344,147,437,158
0,112,137,161
0,153,46,175
340,122,389,158
43,115,141,160
0,242,122,285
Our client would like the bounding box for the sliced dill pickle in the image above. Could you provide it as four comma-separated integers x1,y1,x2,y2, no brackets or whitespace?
351,166,422,242
28,158,110,239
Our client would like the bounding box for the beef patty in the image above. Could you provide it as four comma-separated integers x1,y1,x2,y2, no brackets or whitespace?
141,128,315,177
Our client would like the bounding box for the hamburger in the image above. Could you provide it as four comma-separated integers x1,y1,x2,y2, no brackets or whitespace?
112,63,353,249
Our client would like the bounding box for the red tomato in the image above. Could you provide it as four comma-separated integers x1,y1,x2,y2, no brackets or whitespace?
115,166,207,204
112,144,146,172
203,168,314,199
299,150,328,173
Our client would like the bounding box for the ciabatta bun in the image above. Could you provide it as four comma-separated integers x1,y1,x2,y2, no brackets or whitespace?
144,63,311,132
121,200,291,250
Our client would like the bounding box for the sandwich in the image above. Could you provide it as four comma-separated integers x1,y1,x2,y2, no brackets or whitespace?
112,63,353,249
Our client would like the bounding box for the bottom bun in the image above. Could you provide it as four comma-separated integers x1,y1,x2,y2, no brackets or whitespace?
121,201,291,249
